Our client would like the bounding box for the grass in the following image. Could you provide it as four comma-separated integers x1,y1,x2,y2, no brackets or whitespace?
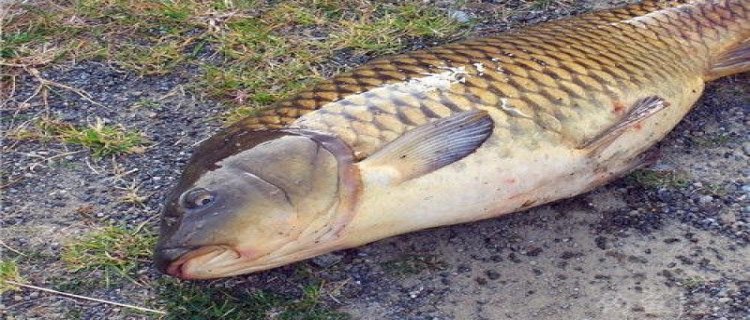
702,183,728,197
116,180,149,207
61,119,147,157
61,226,157,287
689,134,732,148
682,276,705,290
8,117,147,157
329,4,468,54
0,259,25,294
626,169,691,189
3,0,470,126
530,0,557,11
158,279,348,320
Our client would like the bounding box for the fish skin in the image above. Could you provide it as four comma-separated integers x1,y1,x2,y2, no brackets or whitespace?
156,0,750,278
230,0,749,160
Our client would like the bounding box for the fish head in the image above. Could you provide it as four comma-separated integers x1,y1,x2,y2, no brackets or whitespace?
154,129,357,279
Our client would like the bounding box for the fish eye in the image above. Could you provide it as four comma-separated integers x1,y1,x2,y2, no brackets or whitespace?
182,188,215,209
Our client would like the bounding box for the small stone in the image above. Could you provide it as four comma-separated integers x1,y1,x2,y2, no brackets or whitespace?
449,10,471,23
595,236,607,250
718,297,731,304
742,142,750,156
719,213,736,224
698,195,713,205
485,270,501,280
526,247,543,256
701,218,717,227
408,287,423,299
475,277,488,285
310,253,342,268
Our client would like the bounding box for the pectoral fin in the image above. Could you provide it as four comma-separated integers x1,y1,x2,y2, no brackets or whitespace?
579,96,670,152
360,109,494,185
707,38,750,81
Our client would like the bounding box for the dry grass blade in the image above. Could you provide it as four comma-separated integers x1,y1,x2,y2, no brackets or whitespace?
3,281,166,315
17,65,108,109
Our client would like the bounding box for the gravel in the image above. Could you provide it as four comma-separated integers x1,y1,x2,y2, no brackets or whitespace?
2,1,749,319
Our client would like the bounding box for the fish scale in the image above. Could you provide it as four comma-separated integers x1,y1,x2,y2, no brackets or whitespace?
230,0,747,159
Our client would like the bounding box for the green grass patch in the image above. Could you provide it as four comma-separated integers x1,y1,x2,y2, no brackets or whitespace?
5,116,68,142
380,254,446,276
529,0,557,11
329,3,468,55
157,279,349,320
702,183,728,197
626,169,691,189
682,276,705,290
61,226,156,287
61,119,147,158
689,134,732,148
113,39,192,75
4,0,470,122
0,259,25,294
7,117,147,157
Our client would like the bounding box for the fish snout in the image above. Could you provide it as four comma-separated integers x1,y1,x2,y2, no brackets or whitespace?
153,247,191,275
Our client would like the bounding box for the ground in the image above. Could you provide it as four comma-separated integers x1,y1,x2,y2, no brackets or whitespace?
1,0,749,319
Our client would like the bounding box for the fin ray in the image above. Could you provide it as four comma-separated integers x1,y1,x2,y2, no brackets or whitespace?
361,109,494,185
707,38,750,80
579,96,670,152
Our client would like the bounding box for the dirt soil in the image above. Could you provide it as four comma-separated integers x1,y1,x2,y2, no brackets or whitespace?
2,1,749,319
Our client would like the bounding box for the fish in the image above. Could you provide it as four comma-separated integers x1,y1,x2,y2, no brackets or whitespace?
154,0,750,279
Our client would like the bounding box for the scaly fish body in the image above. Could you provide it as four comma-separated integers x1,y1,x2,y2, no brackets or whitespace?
155,0,750,279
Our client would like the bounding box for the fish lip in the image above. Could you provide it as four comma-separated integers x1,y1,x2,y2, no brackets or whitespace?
161,245,236,279
154,246,191,274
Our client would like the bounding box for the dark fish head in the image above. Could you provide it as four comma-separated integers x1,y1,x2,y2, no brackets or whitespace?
154,128,355,279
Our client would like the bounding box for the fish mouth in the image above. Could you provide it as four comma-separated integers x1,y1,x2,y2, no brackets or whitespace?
158,245,243,280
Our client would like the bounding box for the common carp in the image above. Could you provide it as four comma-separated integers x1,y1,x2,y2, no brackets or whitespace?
154,0,750,279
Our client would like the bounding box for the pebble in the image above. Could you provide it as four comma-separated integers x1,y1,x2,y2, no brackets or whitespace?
449,10,471,23
486,270,501,280
311,253,342,268
698,195,714,205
